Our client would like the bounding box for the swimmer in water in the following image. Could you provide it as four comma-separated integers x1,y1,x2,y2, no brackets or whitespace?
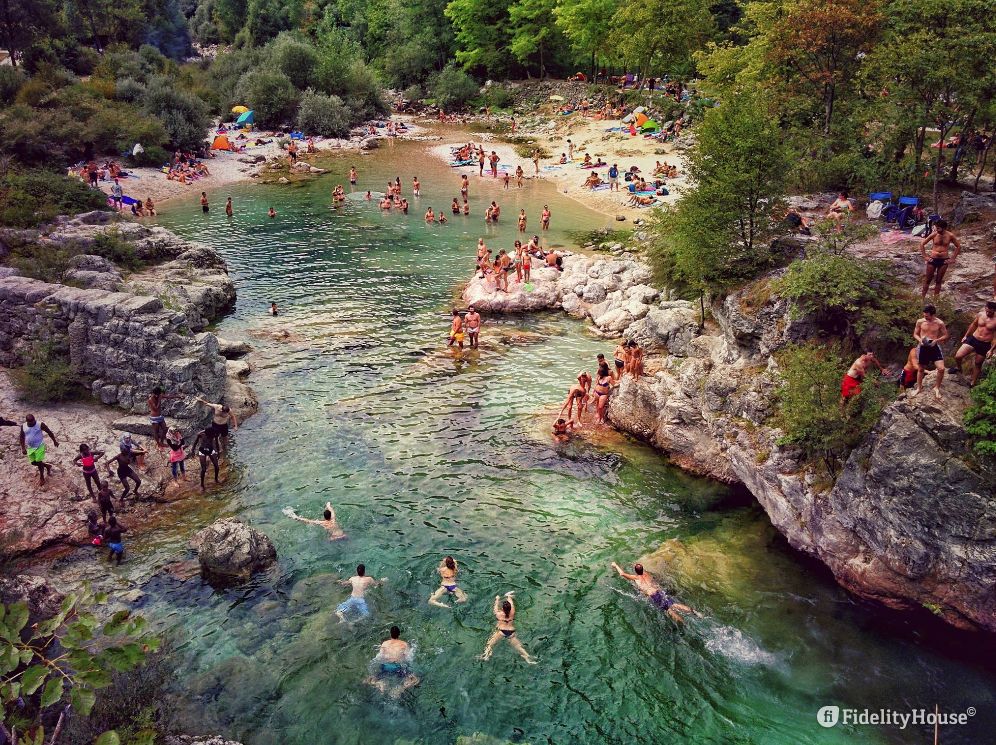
270,302,278,316
552,418,574,442
479,592,537,664
611,561,694,624
285,501,346,540
268,207,276,219
428,555,468,607
335,563,383,623
365,626,420,698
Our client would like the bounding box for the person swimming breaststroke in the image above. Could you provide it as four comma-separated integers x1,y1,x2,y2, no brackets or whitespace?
428,555,468,607
335,563,384,623
365,625,420,698
611,561,695,624
285,501,347,540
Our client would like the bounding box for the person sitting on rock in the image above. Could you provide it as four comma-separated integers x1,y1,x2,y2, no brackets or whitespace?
20,414,59,487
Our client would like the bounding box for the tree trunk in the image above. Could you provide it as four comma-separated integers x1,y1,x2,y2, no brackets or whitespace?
823,82,835,137
47,709,66,745
932,121,951,212
0,0,17,67
698,291,705,332
590,49,596,82
973,134,993,192
948,108,975,184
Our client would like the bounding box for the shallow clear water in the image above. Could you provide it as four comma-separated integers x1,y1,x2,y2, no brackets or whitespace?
143,139,996,745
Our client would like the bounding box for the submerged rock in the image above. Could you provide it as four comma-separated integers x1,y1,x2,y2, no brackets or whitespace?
165,737,247,745
191,519,277,581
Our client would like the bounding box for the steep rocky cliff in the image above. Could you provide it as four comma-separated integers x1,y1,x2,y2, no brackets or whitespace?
464,250,996,632
606,280,996,633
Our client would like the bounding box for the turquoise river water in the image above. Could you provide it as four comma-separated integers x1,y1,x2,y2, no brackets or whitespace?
119,137,996,744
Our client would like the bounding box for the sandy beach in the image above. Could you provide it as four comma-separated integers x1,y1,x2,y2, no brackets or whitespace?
426,114,690,221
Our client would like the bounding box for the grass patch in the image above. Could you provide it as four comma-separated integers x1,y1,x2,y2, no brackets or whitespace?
11,342,80,403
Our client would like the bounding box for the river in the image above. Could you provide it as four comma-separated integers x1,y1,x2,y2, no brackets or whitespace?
142,137,996,745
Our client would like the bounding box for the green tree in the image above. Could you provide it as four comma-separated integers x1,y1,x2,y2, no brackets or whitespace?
430,63,479,110
554,0,620,79
965,367,996,457
296,89,350,137
236,68,299,126
444,0,512,77
508,0,562,78
0,585,158,745
0,0,61,67
649,91,787,304
143,76,210,149
609,0,714,77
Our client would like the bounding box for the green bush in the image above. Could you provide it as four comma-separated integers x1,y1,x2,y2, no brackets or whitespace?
129,144,171,167
430,65,480,111
775,343,894,479
269,33,318,90
0,66,26,105
144,76,211,149
296,90,351,137
236,69,299,127
402,84,423,103
115,76,147,103
11,342,77,403
965,367,996,456
483,85,514,110
0,169,108,228
90,229,144,271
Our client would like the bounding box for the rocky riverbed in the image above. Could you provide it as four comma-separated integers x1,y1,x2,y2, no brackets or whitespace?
0,212,257,557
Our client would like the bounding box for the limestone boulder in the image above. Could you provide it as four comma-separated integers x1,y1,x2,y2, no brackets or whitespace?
191,519,277,581
627,304,699,356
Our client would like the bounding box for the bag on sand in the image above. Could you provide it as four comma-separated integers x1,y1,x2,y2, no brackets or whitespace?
866,200,884,219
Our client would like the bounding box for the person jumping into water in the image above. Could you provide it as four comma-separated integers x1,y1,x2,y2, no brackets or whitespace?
479,592,537,664
428,555,468,607
611,561,694,624
365,626,420,698
336,563,382,623
285,501,347,540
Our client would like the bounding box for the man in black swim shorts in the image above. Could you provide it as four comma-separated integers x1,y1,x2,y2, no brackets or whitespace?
952,301,996,386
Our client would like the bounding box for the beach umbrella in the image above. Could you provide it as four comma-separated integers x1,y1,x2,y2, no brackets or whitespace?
232,105,249,114
236,110,255,125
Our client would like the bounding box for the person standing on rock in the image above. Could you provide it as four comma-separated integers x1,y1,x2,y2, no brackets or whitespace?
951,301,996,386
611,561,695,624
628,340,644,378
106,448,141,501
336,563,382,623
19,414,59,487
613,342,630,379
594,363,613,424
189,427,221,491
560,372,592,424
196,397,238,453
465,306,481,349
165,426,187,482
148,387,181,448
913,305,949,399
919,219,961,299
284,502,346,540
104,515,127,565
73,443,105,497
96,481,116,523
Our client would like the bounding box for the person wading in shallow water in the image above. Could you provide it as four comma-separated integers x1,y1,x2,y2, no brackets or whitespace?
196,397,238,453
20,414,59,486
189,427,221,491
465,306,481,349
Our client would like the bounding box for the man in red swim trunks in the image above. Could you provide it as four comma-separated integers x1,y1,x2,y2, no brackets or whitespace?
840,351,885,402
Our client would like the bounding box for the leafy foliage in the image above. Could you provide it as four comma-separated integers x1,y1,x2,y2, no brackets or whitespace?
10,342,76,403
430,65,480,110
236,69,299,127
0,586,158,745
143,76,211,150
775,343,894,478
649,91,787,295
965,367,996,457
296,90,351,138
0,169,108,228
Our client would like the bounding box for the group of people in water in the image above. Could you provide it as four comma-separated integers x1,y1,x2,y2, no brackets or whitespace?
280,500,695,697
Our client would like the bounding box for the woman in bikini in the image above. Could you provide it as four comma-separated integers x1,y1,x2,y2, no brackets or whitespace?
518,209,527,232
594,362,613,423
513,240,524,283
73,443,105,497
428,556,468,607
479,592,536,663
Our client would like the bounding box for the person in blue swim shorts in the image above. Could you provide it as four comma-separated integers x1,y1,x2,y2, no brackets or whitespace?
335,564,382,623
